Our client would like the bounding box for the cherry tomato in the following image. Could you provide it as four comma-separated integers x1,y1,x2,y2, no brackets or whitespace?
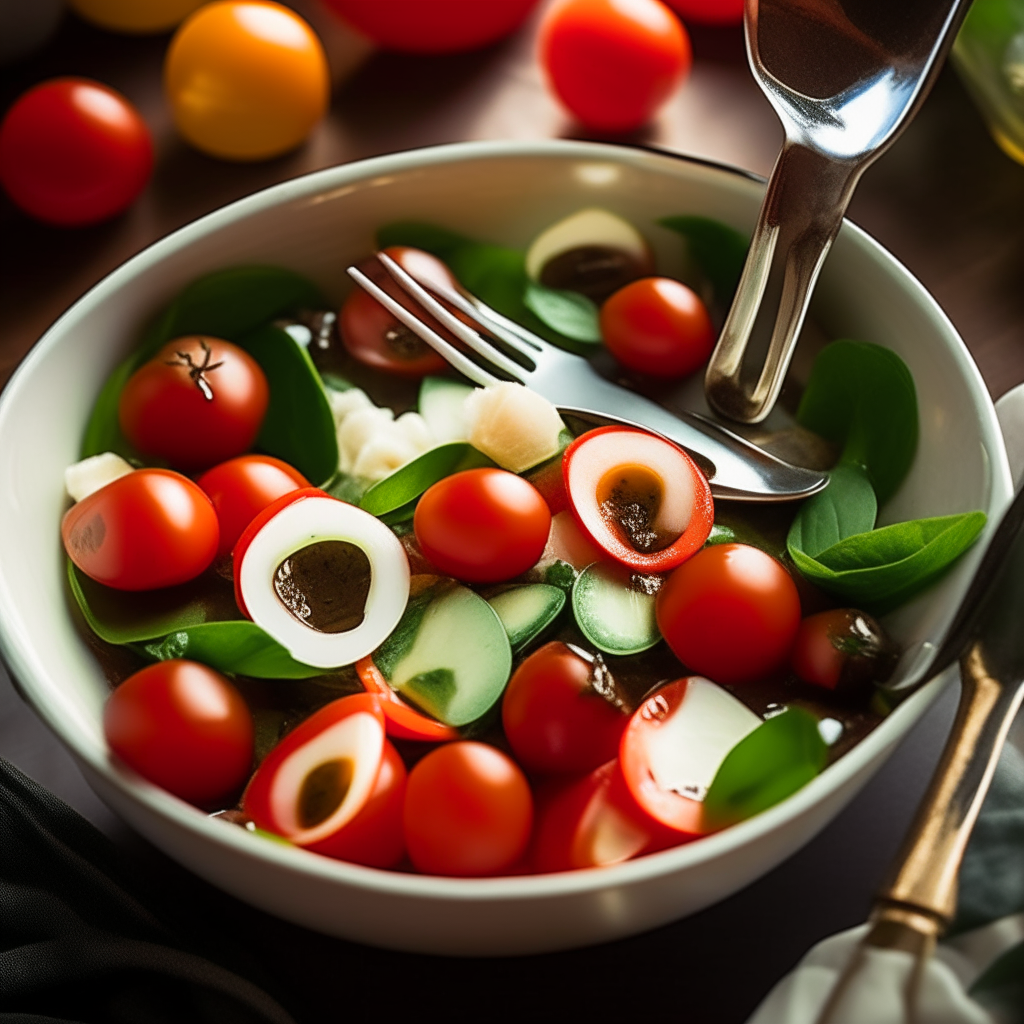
164,1,329,161
502,641,627,775
118,336,270,471
356,656,459,743
663,0,743,25
414,468,551,584
104,660,253,807
403,742,533,876
0,78,152,226
62,469,219,591
197,455,309,559
68,0,206,32
791,608,898,695
322,0,539,53
600,277,715,378
539,0,692,132
656,543,801,684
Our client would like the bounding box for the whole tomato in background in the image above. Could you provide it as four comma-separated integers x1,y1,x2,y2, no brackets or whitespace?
664,0,744,25
164,0,329,160
539,0,692,132
0,78,152,226
322,0,539,53
68,0,208,33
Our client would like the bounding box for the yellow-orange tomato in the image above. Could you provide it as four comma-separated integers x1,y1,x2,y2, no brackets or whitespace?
164,1,329,161
69,0,208,33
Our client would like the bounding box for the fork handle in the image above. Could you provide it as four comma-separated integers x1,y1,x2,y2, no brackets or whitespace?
705,142,863,424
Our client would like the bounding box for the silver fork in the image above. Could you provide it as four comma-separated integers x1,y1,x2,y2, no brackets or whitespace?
346,252,827,503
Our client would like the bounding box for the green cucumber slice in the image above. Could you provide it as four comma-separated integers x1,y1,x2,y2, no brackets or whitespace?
488,584,565,654
374,582,512,727
418,376,474,442
572,562,661,656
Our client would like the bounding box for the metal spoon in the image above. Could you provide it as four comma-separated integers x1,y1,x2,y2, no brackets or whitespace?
705,0,973,424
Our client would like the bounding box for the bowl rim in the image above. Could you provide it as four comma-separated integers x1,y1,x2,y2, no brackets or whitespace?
0,137,1011,901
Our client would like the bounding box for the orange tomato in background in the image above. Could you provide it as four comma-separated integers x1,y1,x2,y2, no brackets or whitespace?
68,0,208,33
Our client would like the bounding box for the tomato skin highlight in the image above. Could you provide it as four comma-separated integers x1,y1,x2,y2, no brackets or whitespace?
197,454,309,558
0,77,152,226
62,468,219,591
600,277,714,378
119,336,269,471
502,641,627,775
539,0,692,132
414,468,551,584
656,543,801,684
403,742,533,876
356,656,459,743
104,660,253,807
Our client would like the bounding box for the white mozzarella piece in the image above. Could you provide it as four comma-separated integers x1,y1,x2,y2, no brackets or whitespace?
64,452,134,502
465,382,563,473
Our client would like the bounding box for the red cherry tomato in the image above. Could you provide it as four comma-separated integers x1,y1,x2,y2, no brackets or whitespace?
600,277,715,378
197,455,309,558
502,641,627,775
104,660,253,807
356,656,459,743
0,77,152,227
663,0,743,25
119,336,269,471
656,543,801,684
539,0,692,132
403,742,533,876
62,468,219,591
322,0,539,53
414,468,551,584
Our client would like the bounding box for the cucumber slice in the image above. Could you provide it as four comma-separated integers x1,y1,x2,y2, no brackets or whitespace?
375,582,512,727
418,376,474,442
572,562,661,656
488,584,565,654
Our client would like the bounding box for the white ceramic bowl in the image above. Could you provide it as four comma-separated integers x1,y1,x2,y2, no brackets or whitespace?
0,141,1011,956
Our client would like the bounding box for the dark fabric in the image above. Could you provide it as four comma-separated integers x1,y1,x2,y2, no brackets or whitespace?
0,757,294,1024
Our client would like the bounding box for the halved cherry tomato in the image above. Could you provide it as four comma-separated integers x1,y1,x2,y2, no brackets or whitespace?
119,336,269,471
600,277,714,378
62,468,219,591
539,0,692,132
502,641,627,775
197,454,309,558
403,742,533,876
322,0,538,53
356,656,459,743
656,543,801,684
243,693,388,852
0,77,153,226
104,660,253,807
414,468,551,584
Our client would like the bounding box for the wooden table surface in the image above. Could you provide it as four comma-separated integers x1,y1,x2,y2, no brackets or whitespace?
2,4,1023,1021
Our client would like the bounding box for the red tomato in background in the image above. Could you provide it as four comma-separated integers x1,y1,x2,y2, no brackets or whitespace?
104,660,253,807
414,468,550,583
197,455,309,558
656,543,801,684
539,0,692,132
502,641,627,775
62,468,219,590
403,742,533,876
0,77,152,226
664,0,744,25
119,336,269,471
322,0,539,53
600,277,715,378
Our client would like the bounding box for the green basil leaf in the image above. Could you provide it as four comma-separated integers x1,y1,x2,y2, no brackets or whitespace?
359,441,493,517
68,561,241,645
787,463,877,559
658,215,749,305
324,471,369,505
788,511,987,613
238,324,339,486
797,340,918,505
704,708,828,827
523,282,601,343
705,523,738,547
81,265,325,460
142,622,322,679
376,221,471,261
